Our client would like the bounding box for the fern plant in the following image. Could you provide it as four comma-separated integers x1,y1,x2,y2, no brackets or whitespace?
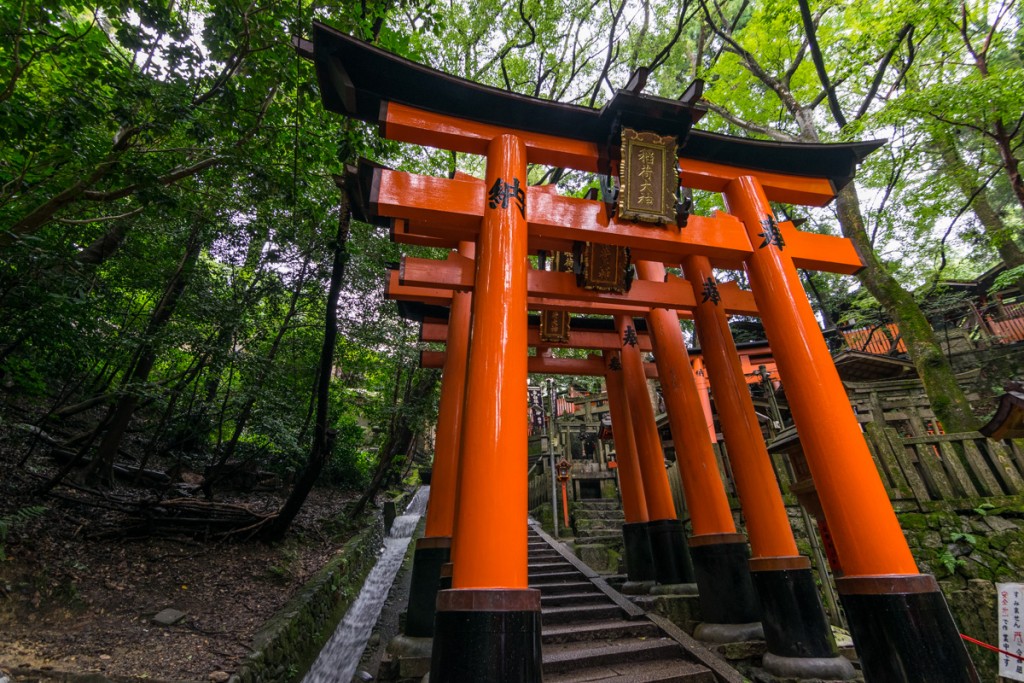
0,505,47,561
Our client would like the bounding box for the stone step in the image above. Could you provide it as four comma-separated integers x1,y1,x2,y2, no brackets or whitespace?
577,510,626,521
540,591,611,607
544,657,716,682
541,603,625,625
577,520,622,532
575,499,620,509
534,580,597,595
574,506,625,517
527,522,717,683
541,618,663,644
529,570,587,585
575,529,623,541
528,561,576,574
530,551,564,561
543,637,684,674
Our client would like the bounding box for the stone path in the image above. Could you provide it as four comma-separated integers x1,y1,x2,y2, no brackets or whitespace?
529,522,744,683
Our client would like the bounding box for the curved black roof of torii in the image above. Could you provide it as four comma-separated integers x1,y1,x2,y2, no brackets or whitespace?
311,21,883,191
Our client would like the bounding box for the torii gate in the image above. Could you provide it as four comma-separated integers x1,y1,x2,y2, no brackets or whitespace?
398,260,853,677
307,22,978,683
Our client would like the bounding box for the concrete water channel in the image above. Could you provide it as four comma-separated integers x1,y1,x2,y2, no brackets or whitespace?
301,487,429,683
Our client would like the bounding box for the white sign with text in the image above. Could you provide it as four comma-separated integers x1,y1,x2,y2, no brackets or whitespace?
998,582,1024,681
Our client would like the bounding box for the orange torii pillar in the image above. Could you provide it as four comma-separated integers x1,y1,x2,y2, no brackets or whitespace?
614,314,694,586
636,260,762,634
724,176,977,682
401,242,474,641
683,254,856,679
602,350,657,590
430,136,542,681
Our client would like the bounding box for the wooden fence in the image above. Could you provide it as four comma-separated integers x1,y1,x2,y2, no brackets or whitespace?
533,428,1024,519
528,467,552,512
863,429,1024,505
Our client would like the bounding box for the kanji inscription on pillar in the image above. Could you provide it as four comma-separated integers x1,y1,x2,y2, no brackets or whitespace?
618,128,677,225
487,177,526,217
998,582,1024,681
700,277,721,305
622,325,639,348
757,216,785,250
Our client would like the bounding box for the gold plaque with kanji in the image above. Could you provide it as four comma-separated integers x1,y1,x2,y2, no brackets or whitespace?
618,128,677,225
580,242,631,293
539,310,570,343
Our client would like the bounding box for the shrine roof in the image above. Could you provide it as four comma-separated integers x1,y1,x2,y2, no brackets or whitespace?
311,22,884,190
831,350,916,382
979,383,1024,440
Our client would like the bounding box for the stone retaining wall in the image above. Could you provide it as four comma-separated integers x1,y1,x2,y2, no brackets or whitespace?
229,518,385,683
899,500,1024,682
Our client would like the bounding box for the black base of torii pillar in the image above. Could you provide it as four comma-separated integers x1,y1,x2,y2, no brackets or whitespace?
430,589,543,682
404,537,451,637
838,575,979,682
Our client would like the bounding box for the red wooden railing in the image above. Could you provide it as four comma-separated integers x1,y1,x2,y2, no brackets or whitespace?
841,323,907,355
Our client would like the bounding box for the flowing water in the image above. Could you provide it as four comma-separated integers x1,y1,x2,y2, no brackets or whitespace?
302,486,430,683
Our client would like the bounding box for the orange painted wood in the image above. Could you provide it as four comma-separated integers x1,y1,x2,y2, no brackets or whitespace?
380,170,861,273
603,351,650,524
637,260,736,537
841,323,907,355
683,254,799,558
388,267,652,316
376,169,753,262
527,191,751,262
385,269,453,306
391,219,456,248
725,176,918,577
717,280,759,316
781,221,864,275
615,315,678,522
420,350,660,378
424,243,474,539
382,102,839,204
679,158,836,206
401,252,474,290
384,102,601,172
420,320,654,352
399,256,759,315
375,170,483,231
689,358,717,435
450,135,530,590
524,297,654,317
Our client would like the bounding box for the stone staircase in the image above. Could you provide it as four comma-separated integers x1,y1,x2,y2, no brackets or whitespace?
572,498,626,542
571,498,626,574
529,523,738,683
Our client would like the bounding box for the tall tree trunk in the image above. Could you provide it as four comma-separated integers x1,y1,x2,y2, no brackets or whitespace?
75,220,132,267
85,228,202,485
836,184,979,432
936,135,1024,292
792,106,979,433
701,2,982,433
262,192,352,540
